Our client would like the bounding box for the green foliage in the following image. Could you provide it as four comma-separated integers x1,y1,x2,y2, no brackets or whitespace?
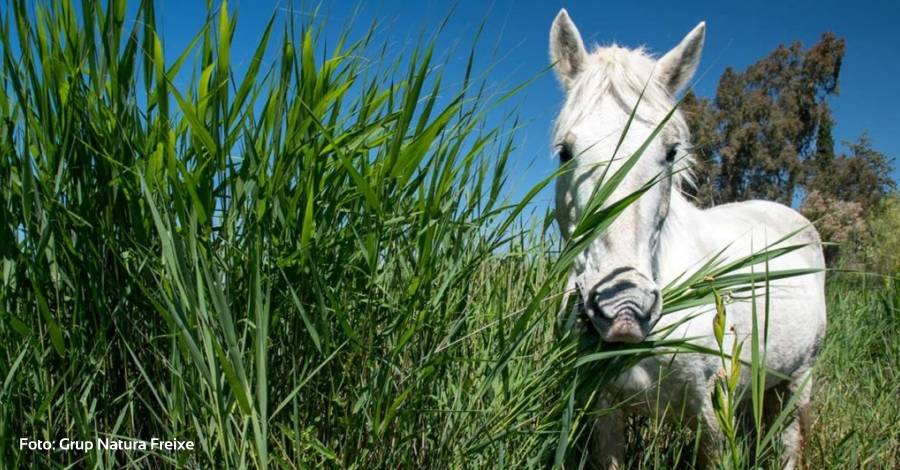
619,275,900,469
800,190,867,264
0,1,889,469
710,289,745,467
811,134,896,212
0,1,560,466
862,195,900,274
681,33,895,267
806,275,900,468
805,193,900,271
683,33,846,206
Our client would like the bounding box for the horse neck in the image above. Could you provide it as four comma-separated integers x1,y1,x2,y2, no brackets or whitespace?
658,190,709,283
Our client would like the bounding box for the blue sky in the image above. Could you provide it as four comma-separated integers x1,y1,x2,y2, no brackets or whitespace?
157,0,900,206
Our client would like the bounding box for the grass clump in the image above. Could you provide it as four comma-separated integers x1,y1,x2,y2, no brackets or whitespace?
0,1,570,466
1,1,896,469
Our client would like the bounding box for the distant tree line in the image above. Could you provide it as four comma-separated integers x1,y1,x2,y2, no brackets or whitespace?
680,33,897,267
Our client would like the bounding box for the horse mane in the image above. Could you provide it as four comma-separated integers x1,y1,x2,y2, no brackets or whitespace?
553,44,695,189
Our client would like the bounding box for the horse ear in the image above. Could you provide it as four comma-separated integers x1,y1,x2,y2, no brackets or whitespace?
657,22,706,94
550,9,587,88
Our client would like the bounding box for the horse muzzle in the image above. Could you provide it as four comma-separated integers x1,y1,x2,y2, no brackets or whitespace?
581,274,660,343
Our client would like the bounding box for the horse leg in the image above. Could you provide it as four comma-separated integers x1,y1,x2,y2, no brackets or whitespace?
588,406,627,469
765,368,812,470
696,400,725,470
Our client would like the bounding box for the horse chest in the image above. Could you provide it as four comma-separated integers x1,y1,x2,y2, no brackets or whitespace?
607,356,713,416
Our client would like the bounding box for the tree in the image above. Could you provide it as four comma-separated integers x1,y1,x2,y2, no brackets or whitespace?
800,135,895,264
808,134,896,211
681,91,720,207
680,33,898,267
683,33,847,206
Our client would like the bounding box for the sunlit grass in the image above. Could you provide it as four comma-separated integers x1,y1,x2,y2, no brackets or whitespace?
0,1,895,468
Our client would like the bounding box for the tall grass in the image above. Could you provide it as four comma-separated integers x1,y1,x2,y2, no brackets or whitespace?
806,274,899,468
0,1,578,466
1,1,893,468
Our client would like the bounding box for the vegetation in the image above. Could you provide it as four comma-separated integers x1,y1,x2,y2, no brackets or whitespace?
806,274,900,467
682,33,848,207
0,1,896,469
619,274,900,469
681,33,895,267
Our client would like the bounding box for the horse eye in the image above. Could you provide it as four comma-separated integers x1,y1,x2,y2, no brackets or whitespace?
665,144,679,163
558,144,573,163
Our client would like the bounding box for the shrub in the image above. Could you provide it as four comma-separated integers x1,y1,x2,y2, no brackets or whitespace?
863,195,900,275
800,190,867,266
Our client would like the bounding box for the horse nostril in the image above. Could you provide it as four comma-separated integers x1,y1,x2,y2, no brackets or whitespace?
588,292,606,319
586,276,660,321
634,289,660,319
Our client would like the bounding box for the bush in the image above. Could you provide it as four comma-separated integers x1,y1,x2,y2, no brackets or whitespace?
863,195,900,275
800,190,868,266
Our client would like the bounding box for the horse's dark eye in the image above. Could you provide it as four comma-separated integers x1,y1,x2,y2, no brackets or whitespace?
665,144,679,163
558,144,573,163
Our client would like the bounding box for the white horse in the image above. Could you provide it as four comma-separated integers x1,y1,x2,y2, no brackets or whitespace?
549,10,826,469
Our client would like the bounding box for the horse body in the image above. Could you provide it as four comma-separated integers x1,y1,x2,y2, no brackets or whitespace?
611,197,825,468
621,195,826,409
549,9,826,468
